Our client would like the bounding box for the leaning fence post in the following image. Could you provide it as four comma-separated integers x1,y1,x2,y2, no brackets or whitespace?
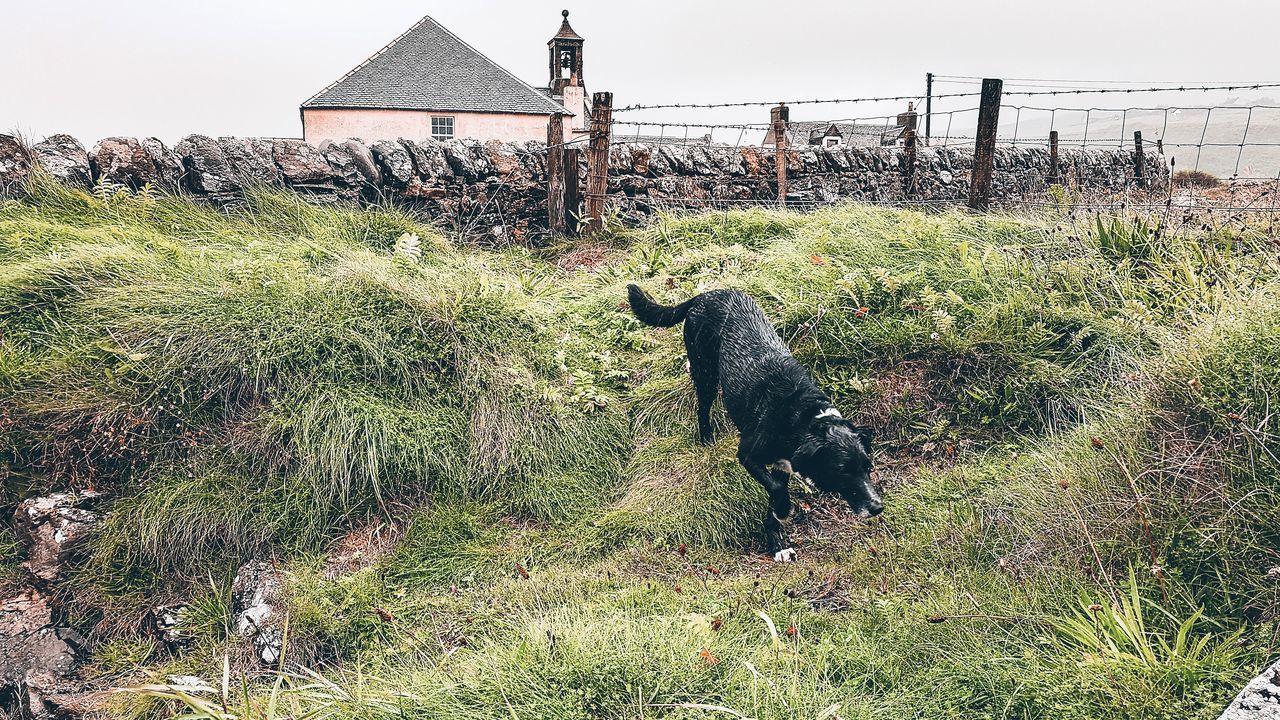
547,113,567,234
584,91,613,236
772,103,789,207
1048,130,1060,186
968,78,1003,211
1133,130,1146,191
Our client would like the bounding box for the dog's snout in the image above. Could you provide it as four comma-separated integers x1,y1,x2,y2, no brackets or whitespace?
864,497,884,517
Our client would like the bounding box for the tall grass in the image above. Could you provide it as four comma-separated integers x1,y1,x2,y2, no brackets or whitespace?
3,178,1278,719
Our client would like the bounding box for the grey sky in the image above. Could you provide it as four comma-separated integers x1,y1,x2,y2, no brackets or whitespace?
4,0,1280,147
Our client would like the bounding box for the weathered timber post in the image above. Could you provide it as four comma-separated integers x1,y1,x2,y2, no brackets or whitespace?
772,104,789,207
968,78,1003,211
1133,130,1146,191
925,72,934,146
903,127,917,197
1048,130,1060,185
563,147,581,233
546,113,567,234
584,91,613,236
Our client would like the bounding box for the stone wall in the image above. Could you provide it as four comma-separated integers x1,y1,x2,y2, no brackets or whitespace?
0,133,1168,242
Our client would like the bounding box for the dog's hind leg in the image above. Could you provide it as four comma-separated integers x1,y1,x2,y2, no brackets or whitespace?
738,443,796,561
689,359,719,445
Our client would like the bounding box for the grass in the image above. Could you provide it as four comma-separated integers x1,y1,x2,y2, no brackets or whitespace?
1172,169,1222,188
2,175,1279,719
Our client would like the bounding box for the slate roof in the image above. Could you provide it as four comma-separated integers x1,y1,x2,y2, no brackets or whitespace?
763,120,904,148
302,15,569,116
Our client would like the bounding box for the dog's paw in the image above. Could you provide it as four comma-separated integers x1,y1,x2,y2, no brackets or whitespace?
772,548,797,563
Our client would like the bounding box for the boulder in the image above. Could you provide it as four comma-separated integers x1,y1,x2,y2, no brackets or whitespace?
231,562,285,666
402,139,452,180
0,134,30,193
90,137,159,189
441,139,493,182
147,603,190,650
272,139,334,190
1218,659,1280,720
0,588,88,720
30,135,91,188
483,140,524,177
340,139,381,186
318,143,364,201
217,137,280,187
141,137,184,190
176,134,242,197
13,491,105,585
370,140,415,191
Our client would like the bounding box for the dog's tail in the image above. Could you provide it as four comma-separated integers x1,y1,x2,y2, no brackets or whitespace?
627,284,697,327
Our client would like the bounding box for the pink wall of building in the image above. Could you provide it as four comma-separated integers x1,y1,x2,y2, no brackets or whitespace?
302,108,563,145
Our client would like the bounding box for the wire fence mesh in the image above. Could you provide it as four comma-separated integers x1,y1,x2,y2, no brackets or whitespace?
577,76,1280,228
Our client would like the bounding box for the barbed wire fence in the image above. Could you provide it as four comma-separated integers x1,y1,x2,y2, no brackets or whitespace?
544,77,1280,236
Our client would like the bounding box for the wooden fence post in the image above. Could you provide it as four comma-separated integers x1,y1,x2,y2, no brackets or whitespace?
772,104,789,207
1048,130,1060,186
903,127,917,197
563,147,581,233
546,113,567,234
584,91,613,236
924,72,933,146
1133,130,1146,191
968,78,1003,211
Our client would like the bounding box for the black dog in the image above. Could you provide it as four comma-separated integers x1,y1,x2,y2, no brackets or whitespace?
628,285,882,561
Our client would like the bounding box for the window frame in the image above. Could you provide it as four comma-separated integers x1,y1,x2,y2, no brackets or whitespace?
431,116,455,141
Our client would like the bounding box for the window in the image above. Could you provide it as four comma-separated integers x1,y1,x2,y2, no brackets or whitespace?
824,137,841,148
431,116,454,141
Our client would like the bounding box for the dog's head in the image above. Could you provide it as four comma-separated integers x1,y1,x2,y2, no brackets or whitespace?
792,417,883,518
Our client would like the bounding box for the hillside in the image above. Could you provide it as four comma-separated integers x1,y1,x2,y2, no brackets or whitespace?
1,177,1278,719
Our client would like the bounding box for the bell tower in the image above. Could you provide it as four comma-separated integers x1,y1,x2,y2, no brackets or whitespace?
548,9,584,95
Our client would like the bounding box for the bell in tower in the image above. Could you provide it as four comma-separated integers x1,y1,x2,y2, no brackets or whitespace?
548,9,584,95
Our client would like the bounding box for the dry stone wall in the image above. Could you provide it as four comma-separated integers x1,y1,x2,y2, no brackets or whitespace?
0,133,1168,242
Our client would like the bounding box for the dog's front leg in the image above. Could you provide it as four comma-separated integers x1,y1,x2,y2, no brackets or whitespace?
738,445,797,562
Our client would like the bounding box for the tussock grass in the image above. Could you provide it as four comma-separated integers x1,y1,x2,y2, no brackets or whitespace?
5,178,1280,719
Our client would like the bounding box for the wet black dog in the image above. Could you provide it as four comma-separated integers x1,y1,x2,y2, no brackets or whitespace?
627,284,882,561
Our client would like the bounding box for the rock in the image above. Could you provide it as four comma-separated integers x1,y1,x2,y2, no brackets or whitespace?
90,137,160,190
370,140,415,191
1218,659,1280,720
31,135,91,188
319,143,364,201
218,137,281,187
441,139,492,182
272,139,334,191
231,562,285,666
141,137,184,190
402,139,452,180
176,135,242,198
147,603,190,649
0,134,31,193
340,139,381,186
0,588,88,720
483,140,524,177
13,490,105,585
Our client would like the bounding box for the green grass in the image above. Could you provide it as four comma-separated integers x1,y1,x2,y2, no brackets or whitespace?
3,176,1279,719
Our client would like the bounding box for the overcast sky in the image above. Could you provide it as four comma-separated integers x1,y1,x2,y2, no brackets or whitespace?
4,0,1280,145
